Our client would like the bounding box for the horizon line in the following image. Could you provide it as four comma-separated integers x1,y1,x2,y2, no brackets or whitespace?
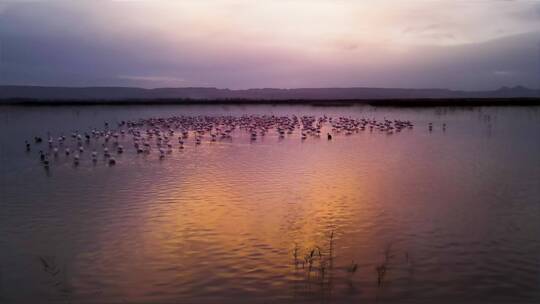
1,84,538,92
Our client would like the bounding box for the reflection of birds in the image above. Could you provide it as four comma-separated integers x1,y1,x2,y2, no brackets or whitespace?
347,261,358,274
39,151,49,167
159,148,165,159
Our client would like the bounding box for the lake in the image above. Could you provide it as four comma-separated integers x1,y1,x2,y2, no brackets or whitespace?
1,104,539,304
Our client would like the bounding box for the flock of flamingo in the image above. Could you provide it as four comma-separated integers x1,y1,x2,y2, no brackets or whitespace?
25,115,431,169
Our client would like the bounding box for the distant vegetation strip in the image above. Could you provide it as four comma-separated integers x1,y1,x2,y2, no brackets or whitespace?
1,97,540,107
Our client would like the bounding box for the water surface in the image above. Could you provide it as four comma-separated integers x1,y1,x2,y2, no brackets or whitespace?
1,105,539,304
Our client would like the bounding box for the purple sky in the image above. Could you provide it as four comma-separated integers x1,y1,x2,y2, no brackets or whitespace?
1,0,540,90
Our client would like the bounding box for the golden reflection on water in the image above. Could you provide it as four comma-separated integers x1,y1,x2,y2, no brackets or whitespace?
103,133,398,301
2,107,540,303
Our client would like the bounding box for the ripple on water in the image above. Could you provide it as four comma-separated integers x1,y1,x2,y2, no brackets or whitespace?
1,106,540,303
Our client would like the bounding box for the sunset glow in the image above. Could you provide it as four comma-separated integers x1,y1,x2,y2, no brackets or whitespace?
1,0,539,89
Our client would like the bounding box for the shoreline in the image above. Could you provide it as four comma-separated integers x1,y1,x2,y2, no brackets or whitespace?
1,97,540,107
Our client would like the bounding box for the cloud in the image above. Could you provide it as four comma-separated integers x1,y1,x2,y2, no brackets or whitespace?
118,75,185,83
117,75,187,88
493,71,515,77
1,1,539,90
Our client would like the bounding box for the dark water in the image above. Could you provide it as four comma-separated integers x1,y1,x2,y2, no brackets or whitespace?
1,105,539,304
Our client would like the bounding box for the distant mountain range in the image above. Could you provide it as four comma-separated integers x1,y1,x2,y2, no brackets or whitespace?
1,85,539,102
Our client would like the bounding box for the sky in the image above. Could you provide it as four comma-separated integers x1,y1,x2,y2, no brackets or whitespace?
1,0,539,90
